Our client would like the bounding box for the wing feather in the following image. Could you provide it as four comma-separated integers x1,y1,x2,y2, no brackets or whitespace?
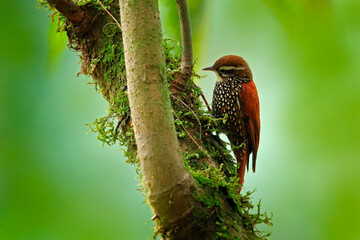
240,81,260,172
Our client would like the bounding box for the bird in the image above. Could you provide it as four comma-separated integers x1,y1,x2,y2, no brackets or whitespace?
203,55,260,192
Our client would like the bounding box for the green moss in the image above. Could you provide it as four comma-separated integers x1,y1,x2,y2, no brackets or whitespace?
86,115,116,146
186,163,272,239
86,36,184,172
77,0,116,10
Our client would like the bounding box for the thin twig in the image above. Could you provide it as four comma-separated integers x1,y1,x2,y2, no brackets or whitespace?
243,210,264,240
113,113,130,142
176,0,193,76
97,0,122,30
200,92,211,112
171,95,202,144
173,110,212,161
193,84,211,112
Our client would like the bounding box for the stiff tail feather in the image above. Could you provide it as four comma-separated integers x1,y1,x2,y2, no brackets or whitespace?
233,148,249,193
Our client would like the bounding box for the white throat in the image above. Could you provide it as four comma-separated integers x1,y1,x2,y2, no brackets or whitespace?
214,71,224,82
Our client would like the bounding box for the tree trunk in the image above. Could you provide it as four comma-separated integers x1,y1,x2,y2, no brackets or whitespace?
119,0,196,225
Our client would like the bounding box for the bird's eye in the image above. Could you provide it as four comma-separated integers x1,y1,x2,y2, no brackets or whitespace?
219,69,230,75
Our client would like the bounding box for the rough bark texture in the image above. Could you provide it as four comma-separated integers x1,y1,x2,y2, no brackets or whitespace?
119,0,196,224
41,0,272,239
47,0,85,25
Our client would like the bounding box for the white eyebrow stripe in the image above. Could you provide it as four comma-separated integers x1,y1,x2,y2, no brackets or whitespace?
218,66,246,71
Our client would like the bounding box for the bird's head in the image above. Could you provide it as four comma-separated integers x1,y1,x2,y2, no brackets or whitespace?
203,55,252,82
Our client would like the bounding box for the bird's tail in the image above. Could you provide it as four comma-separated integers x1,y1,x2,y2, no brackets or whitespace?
233,147,249,193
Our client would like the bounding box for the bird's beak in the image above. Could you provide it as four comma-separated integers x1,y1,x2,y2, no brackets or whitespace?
202,66,215,71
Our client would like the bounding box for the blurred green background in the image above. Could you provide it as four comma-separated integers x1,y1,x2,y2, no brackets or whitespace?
1,0,359,239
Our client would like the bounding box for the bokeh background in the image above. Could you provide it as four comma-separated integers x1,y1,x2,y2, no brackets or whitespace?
1,0,359,239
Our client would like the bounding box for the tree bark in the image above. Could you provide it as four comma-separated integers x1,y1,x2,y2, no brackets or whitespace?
119,0,195,225
176,0,193,77
47,0,85,25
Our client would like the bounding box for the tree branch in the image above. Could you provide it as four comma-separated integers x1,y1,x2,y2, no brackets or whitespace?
176,0,193,77
47,0,85,25
119,0,196,226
